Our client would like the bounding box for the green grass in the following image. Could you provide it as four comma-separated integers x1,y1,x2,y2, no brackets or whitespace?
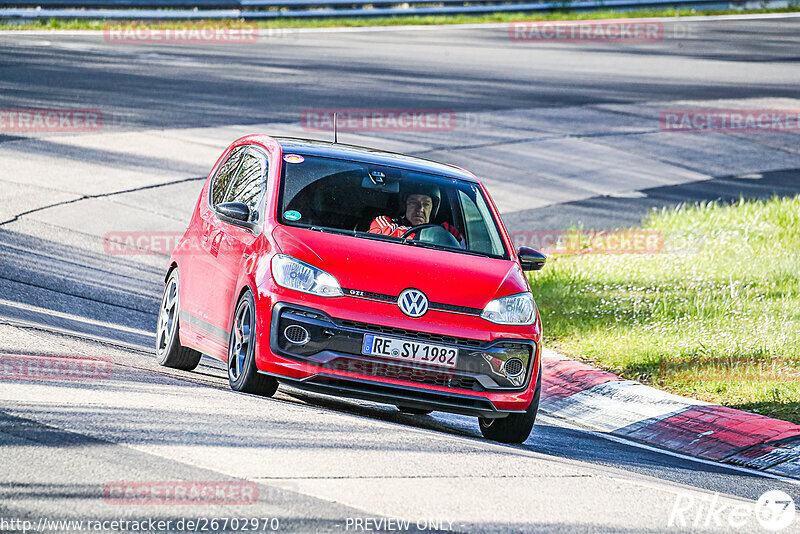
1,6,799,31
529,196,800,424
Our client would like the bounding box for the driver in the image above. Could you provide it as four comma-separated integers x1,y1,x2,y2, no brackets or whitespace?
368,183,463,244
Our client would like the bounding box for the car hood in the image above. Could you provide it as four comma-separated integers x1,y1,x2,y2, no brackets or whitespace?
272,226,528,309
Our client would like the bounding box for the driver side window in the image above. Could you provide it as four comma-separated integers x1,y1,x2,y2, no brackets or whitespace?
223,150,267,222
210,146,245,208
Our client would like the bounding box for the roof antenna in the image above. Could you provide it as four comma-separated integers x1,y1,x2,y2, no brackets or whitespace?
333,112,338,144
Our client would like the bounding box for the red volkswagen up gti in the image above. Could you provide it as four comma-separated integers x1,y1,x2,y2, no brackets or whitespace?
156,135,546,443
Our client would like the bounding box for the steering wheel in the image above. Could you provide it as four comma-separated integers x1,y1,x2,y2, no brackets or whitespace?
401,224,460,248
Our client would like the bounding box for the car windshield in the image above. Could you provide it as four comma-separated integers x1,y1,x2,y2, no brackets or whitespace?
278,154,509,259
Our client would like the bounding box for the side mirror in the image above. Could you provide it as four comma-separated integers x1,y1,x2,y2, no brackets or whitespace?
518,247,546,271
216,202,250,223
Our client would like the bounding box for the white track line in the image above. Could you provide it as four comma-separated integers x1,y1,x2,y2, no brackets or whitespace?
0,11,799,37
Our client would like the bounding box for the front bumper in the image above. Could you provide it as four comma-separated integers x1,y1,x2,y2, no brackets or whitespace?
260,302,538,417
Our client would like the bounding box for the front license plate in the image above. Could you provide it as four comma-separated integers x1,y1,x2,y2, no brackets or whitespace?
361,334,458,369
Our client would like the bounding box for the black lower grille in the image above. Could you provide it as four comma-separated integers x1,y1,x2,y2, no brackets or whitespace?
326,357,479,390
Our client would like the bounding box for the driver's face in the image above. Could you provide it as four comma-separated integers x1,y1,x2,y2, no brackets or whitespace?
405,194,433,226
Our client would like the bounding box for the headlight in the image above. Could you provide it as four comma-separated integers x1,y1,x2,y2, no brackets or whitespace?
271,254,343,297
481,292,536,325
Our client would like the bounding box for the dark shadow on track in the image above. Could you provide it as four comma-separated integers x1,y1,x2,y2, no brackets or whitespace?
0,227,163,346
503,168,800,230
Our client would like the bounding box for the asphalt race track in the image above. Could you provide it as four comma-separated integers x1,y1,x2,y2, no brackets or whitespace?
1,15,799,533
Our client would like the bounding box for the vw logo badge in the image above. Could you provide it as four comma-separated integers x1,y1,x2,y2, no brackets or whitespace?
398,288,429,318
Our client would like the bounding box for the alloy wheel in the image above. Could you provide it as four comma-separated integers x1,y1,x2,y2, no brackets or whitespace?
228,299,252,382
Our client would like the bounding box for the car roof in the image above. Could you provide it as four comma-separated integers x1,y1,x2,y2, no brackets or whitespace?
274,137,478,183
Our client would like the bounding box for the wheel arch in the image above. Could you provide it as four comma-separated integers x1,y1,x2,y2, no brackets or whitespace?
226,281,257,341
236,283,254,303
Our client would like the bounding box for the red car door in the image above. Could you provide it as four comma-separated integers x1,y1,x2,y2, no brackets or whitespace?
179,146,245,354
202,146,268,359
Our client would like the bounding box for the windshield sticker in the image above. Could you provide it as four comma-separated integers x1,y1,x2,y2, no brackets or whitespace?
283,154,305,164
284,210,302,221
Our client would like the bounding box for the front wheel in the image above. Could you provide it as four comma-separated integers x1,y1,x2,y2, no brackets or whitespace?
227,290,278,397
478,362,541,444
156,269,201,371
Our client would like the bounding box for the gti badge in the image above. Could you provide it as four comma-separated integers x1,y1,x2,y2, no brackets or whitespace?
398,288,428,318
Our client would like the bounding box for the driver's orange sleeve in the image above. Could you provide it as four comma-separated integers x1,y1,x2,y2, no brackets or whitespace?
369,216,410,238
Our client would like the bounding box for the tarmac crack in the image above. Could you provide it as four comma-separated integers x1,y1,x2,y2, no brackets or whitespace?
0,175,205,227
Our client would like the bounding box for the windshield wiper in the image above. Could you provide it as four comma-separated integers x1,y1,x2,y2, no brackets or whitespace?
352,231,401,243
306,226,402,243
309,226,356,236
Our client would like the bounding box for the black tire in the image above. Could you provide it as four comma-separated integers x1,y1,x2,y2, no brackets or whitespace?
396,406,433,416
156,269,202,371
478,361,542,444
227,290,279,397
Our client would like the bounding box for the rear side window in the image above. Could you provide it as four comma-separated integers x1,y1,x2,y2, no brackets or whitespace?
224,151,267,221
210,146,245,208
